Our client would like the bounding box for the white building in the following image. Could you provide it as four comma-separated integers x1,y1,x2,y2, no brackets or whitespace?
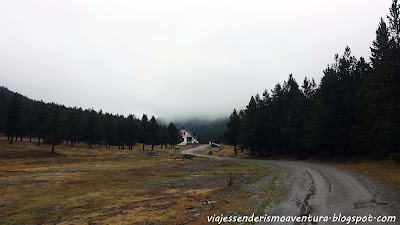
178,127,199,145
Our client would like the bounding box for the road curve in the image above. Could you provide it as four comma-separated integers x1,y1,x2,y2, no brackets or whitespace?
182,145,400,225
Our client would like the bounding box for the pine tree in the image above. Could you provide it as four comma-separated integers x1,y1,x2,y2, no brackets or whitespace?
282,75,307,157
363,1,400,155
140,114,150,150
25,103,36,142
34,102,47,146
167,122,179,148
46,104,62,153
270,83,286,154
0,88,9,136
65,108,81,147
103,112,116,148
85,109,98,148
126,114,138,150
7,93,22,144
260,90,273,156
117,115,127,149
149,116,159,151
371,18,391,65
239,96,258,155
97,110,105,146
388,0,400,46
225,109,241,155
159,125,169,149
301,77,317,102
309,47,369,156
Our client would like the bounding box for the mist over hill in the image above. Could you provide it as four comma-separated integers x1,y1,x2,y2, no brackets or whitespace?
159,117,228,144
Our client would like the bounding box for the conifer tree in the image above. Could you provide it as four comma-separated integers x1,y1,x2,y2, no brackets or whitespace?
225,109,241,155
370,18,391,65
167,122,179,148
46,104,62,153
85,109,98,148
7,93,21,144
149,116,159,151
0,88,8,135
140,114,150,150
126,114,138,150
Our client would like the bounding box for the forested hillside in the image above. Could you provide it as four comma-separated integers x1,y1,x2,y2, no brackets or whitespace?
0,87,181,152
225,0,400,158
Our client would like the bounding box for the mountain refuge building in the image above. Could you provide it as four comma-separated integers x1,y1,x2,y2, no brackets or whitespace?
178,127,199,145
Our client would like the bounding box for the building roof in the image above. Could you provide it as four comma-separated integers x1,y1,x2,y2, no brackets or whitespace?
181,127,197,139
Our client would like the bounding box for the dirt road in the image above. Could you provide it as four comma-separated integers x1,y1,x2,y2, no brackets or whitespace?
182,145,400,224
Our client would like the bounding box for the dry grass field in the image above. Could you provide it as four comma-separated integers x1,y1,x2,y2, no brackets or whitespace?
334,160,400,191
0,137,273,225
195,145,250,159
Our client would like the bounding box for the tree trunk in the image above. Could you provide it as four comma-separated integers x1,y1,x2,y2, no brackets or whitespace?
10,133,13,145
29,134,32,142
71,140,74,147
52,142,55,153
20,134,23,141
15,135,17,141
142,143,145,151
234,144,237,155
89,141,92,148
151,144,154,151
161,144,163,149
37,137,40,146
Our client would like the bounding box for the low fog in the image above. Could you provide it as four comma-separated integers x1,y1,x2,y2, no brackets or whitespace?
0,0,391,120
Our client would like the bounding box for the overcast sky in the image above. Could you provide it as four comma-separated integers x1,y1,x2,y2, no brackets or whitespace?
0,0,392,121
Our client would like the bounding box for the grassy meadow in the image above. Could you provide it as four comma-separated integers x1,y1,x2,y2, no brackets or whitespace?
0,137,272,225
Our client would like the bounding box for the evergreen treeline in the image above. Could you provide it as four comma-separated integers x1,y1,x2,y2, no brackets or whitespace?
225,0,400,158
0,87,181,152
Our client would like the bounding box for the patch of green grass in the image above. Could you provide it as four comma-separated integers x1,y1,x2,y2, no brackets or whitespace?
4,195,60,224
